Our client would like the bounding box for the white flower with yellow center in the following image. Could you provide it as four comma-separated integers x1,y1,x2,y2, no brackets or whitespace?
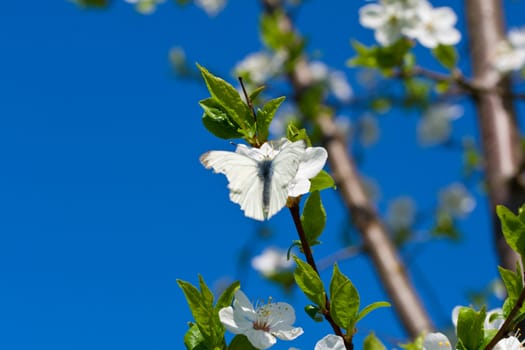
423,332,452,350
219,290,303,349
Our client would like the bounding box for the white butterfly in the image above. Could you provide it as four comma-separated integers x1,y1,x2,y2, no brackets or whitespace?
200,139,307,221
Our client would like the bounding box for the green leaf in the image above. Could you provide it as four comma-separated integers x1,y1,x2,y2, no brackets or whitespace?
293,256,326,310
498,265,523,301
256,96,285,142
200,98,243,139
228,335,258,350
249,85,265,102
357,301,391,322
178,279,214,341
497,205,525,258
286,124,311,146
456,306,485,350
199,275,214,309
363,332,386,350
184,324,208,350
301,191,326,246
309,170,335,192
432,44,458,70
197,64,253,131
260,11,297,51
399,334,424,350
215,281,240,311
329,264,360,332
348,39,412,72
304,304,324,322
73,0,108,8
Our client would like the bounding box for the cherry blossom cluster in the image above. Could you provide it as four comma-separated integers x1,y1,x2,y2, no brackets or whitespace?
359,0,461,48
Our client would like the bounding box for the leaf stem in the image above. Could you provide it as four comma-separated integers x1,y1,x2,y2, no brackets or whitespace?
288,203,353,350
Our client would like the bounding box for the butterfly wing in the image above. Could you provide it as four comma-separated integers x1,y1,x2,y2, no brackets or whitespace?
265,140,306,219
200,151,266,221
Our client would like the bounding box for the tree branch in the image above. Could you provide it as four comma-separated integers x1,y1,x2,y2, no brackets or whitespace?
464,0,524,271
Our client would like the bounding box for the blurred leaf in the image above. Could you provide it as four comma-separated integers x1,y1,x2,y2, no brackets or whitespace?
349,39,412,72
364,332,386,350
73,0,108,8
256,96,285,142
309,170,336,192
329,264,359,332
200,98,244,139
432,44,458,70
399,334,424,350
404,78,430,108
301,191,326,246
293,256,326,310
260,10,298,51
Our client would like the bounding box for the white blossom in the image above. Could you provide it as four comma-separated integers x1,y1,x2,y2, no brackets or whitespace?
493,336,524,350
404,2,461,48
235,51,287,85
251,247,294,276
314,334,346,350
309,61,352,102
124,0,165,14
359,0,461,48
439,183,475,218
418,104,463,146
492,28,525,73
359,0,421,46
195,0,226,16
358,114,380,147
219,290,303,349
423,332,452,350
386,196,416,231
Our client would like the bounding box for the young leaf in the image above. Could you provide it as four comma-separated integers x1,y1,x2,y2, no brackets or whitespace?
286,124,311,146
184,324,207,350
197,64,254,131
293,256,326,310
304,304,324,322
215,281,240,311
432,44,458,70
498,265,523,301
256,96,285,142
357,301,391,322
177,279,215,341
301,190,326,246
363,332,386,350
199,275,214,309
329,264,360,332
309,170,336,192
249,85,265,102
497,205,525,258
200,98,243,139
456,306,486,350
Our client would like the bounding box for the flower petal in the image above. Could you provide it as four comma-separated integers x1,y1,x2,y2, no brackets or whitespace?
423,332,452,350
219,307,245,334
271,324,304,341
315,334,346,350
245,329,277,350
233,290,257,319
265,302,296,327
359,4,386,29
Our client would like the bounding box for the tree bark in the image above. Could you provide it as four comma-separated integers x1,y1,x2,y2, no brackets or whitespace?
464,0,523,271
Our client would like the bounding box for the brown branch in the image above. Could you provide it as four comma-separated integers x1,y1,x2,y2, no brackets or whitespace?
464,0,524,271
260,0,433,338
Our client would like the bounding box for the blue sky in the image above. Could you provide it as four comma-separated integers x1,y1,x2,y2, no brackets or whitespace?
0,1,524,349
